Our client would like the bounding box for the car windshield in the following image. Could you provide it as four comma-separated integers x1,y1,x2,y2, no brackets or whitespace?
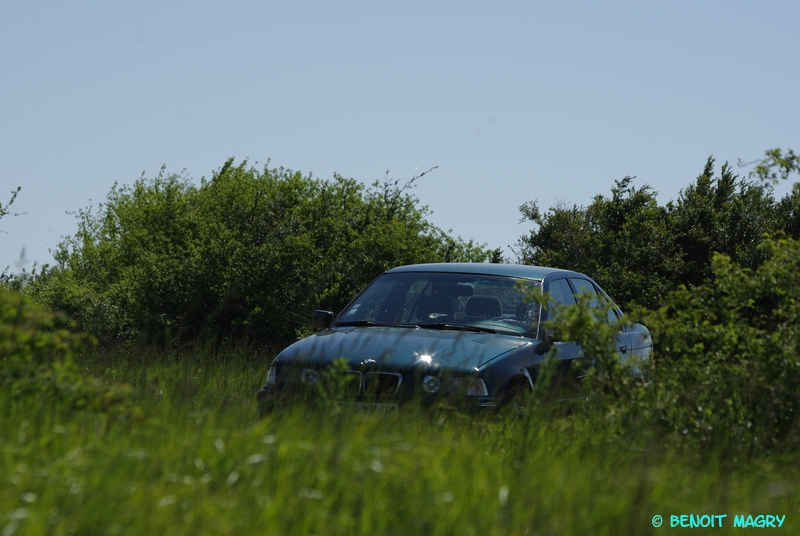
336,271,541,337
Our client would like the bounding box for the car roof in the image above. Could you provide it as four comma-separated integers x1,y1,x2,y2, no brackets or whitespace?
385,263,580,281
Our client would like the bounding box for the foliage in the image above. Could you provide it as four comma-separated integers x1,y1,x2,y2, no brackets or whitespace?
0,185,22,223
25,161,495,347
634,236,800,456
0,289,128,411
518,176,678,308
0,185,24,270
744,147,800,185
518,284,653,436
551,296,642,398
2,349,798,535
518,157,790,308
776,182,800,238
515,235,800,457
667,159,782,287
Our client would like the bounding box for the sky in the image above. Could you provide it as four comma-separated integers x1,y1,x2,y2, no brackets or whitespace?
2,0,799,272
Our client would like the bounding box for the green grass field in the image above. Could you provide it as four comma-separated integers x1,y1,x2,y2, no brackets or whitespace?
1,349,797,535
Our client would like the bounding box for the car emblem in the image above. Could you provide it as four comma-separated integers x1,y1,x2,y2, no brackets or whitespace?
361,359,377,366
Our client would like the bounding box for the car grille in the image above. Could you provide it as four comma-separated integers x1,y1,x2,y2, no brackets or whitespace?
364,372,403,397
327,370,362,394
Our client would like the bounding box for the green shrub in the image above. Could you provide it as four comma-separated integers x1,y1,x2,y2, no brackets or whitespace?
635,236,800,456
0,289,128,411
517,158,791,309
518,236,800,458
26,162,495,348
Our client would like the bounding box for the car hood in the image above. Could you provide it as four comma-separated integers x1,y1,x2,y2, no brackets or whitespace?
274,326,532,373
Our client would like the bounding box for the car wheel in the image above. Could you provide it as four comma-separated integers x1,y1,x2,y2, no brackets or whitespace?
499,379,530,418
257,400,276,420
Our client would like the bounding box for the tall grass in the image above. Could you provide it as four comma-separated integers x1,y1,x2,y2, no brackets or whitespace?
1,349,798,535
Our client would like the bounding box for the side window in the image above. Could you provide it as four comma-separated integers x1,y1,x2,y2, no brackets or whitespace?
605,302,618,324
570,278,617,324
595,286,621,325
547,278,577,307
569,278,599,305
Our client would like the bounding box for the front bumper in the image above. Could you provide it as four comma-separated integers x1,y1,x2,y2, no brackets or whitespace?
256,384,501,416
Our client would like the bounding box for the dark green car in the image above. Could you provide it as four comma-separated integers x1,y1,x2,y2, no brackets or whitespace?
257,263,652,415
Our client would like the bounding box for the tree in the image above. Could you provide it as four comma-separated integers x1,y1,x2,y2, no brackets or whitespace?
0,186,22,224
517,177,676,308
29,160,496,347
742,148,800,185
667,157,781,288
632,237,800,454
517,157,791,308
1,187,27,281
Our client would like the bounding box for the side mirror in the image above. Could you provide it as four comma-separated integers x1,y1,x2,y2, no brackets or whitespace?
312,310,334,330
534,331,555,355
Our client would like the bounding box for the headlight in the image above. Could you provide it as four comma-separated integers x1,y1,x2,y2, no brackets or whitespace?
265,366,277,386
422,375,441,394
301,368,319,387
445,377,488,396
466,378,488,397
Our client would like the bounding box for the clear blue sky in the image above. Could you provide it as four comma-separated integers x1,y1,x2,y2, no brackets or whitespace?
2,0,798,272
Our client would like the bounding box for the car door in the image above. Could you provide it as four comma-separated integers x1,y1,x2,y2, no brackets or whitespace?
538,277,585,396
568,277,633,363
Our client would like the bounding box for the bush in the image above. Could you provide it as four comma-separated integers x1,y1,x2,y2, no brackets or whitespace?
519,236,800,458
0,288,128,411
635,236,800,456
517,158,790,309
25,161,496,347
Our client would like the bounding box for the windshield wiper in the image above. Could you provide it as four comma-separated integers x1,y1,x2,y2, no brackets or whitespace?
334,320,395,327
415,323,497,334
